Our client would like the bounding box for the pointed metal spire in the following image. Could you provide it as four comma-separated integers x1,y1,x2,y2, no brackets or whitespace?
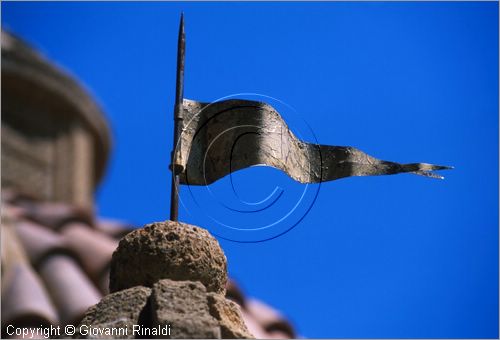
170,13,185,221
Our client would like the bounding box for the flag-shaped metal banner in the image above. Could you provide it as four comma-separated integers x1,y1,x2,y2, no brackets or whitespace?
176,99,451,186
169,15,451,220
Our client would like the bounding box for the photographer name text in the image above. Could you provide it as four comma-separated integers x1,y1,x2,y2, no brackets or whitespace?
5,324,172,338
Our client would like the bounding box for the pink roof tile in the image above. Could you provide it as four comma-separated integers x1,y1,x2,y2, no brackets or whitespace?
38,255,102,326
1,192,296,338
14,220,68,266
61,222,117,283
2,263,59,330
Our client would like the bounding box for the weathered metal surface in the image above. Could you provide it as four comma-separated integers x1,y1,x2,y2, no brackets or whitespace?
170,14,185,221
174,99,451,186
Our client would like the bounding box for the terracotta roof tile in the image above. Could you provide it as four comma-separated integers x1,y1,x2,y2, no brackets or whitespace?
246,299,295,337
268,331,295,339
61,222,117,283
1,202,26,221
38,255,102,326
95,218,134,239
2,263,59,331
1,192,296,338
1,224,58,333
19,201,94,230
14,220,69,267
240,309,269,338
1,219,29,269
225,281,296,338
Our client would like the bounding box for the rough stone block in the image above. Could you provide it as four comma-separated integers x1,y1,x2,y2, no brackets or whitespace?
150,279,220,339
109,221,227,294
75,286,151,339
207,293,254,339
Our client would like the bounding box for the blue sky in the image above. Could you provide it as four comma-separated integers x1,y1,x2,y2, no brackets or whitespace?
2,2,498,338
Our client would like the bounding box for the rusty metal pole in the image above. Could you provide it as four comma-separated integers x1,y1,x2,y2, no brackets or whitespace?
170,14,185,221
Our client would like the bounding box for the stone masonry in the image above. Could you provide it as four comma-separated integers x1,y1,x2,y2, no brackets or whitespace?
75,221,254,339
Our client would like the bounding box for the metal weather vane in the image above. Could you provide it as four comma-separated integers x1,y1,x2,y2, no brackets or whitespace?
169,15,452,221
170,14,185,221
